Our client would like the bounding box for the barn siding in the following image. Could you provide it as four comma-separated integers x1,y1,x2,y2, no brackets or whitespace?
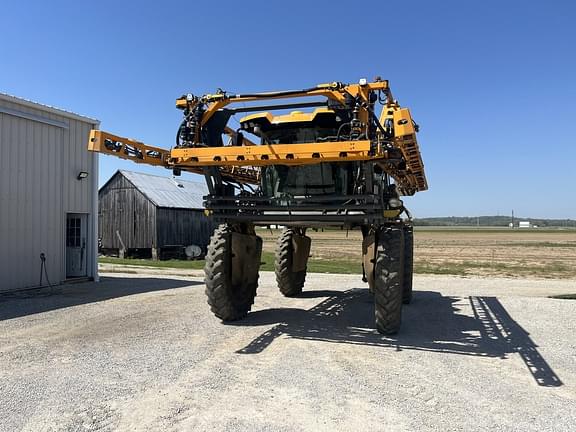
0,96,98,291
156,208,215,250
98,173,157,249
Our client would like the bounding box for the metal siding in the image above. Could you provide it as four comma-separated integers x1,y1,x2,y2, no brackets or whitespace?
0,98,97,291
0,111,63,290
61,117,97,280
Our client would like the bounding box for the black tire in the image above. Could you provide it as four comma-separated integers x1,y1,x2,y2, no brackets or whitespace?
402,225,414,304
204,224,258,321
275,228,307,297
374,226,405,335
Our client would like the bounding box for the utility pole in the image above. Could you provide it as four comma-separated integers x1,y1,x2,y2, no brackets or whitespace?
512,209,515,228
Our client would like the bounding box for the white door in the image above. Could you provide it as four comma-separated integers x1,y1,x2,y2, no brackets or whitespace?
66,213,88,278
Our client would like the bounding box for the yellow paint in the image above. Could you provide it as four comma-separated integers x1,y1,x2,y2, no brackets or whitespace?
170,140,376,167
240,108,335,125
383,210,402,218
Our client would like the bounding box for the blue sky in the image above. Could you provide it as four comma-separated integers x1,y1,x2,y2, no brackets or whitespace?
1,1,574,218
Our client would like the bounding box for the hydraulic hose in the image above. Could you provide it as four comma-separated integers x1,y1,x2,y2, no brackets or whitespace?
226,87,324,100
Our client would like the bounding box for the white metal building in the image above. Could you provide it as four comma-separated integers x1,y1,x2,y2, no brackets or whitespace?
0,93,99,292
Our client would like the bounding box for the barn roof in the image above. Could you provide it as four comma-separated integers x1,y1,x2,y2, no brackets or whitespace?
117,170,209,209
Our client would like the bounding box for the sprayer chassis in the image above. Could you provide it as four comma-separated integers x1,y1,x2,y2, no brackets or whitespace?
88,79,427,334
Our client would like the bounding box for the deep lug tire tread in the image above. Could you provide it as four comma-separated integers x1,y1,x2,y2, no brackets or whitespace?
374,226,405,335
402,225,414,304
275,228,306,297
204,224,258,321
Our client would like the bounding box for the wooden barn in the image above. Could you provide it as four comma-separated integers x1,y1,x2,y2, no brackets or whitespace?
98,170,215,259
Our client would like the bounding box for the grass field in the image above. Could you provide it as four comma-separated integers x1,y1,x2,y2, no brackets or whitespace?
100,227,576,279
265,227,576,279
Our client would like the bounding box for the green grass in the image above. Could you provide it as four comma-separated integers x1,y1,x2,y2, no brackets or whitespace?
99,256,573,278
549,294,576,300
413,262,468,276
305,260,361,274
99,252,362,275
99,256,206,269
100,268,138,274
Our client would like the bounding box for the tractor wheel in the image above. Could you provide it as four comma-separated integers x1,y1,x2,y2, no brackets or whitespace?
204,223,260,321
275,228,309,297
402,225,414,304
374,226,405,335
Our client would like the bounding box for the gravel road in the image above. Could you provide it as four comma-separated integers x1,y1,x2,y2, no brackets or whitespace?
1,271,575,431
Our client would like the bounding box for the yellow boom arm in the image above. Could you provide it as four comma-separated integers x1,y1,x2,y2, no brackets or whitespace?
88,79,427,194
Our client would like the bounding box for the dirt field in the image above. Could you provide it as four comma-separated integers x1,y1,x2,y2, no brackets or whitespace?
1,271,575,431
259,228,576,279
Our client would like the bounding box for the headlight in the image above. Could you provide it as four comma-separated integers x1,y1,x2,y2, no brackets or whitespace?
388,198,403,209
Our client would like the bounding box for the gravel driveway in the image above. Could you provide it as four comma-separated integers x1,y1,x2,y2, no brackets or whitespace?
1,271,575,431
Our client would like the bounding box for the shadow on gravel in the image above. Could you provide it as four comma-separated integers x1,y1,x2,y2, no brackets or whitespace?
233,289,562,387
0,276,199,321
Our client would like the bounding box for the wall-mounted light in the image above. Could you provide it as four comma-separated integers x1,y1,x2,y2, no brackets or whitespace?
77,171,89,180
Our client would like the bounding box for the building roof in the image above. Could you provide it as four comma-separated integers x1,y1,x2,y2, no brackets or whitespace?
0,92,99,124
114,170,209,209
